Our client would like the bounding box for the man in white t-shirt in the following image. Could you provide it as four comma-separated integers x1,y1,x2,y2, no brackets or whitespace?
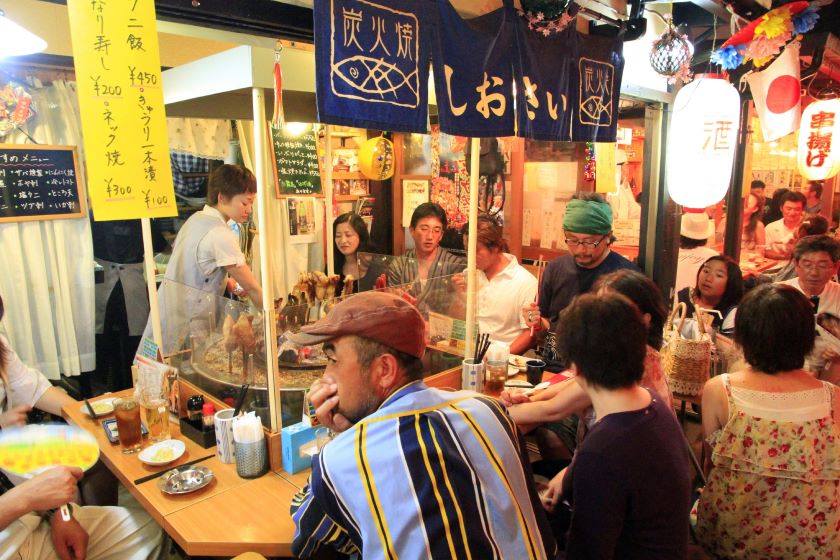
765,191,806,260
779,235,840,377
454,216,537,355
675,212,718,295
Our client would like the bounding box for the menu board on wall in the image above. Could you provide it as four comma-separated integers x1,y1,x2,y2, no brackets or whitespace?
0,144,86,223
67,0,177,221
270,125,322,197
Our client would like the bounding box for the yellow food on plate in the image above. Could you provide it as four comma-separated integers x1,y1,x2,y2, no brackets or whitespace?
151,447,175,463
91,402,113,414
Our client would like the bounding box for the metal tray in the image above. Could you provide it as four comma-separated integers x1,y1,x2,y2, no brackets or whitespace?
157,465,214,495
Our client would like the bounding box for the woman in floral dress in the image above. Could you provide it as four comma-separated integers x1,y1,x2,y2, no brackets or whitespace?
697,284,840,558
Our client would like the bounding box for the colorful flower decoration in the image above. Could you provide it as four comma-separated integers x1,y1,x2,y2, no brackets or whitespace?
711,1,818,70
518,0,576,36
793,6,819,34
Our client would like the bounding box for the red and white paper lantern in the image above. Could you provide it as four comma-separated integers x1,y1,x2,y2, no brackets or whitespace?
797,98,840,181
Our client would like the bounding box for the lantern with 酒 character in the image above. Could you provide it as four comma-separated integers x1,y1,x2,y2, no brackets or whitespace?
666,76,741,207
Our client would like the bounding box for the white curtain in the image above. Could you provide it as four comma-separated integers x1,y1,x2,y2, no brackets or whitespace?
236,118,324,302
0,81,95,379
166,117,231,160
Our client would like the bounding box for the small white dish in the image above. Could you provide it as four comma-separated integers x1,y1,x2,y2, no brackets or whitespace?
79,398,115,417
139,439,185,466
507,364,520,377
504,379,533,389
509,355,529,371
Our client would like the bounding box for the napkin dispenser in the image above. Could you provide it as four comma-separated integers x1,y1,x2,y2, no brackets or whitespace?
281,422,318,474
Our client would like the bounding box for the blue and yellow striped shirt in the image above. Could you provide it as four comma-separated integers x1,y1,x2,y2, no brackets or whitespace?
291,381,558,559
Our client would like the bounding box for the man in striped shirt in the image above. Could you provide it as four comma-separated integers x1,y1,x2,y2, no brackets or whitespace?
386,202,465,317
290,291,557,559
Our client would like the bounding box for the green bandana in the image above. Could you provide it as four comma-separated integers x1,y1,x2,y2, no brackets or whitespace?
562,199,613,235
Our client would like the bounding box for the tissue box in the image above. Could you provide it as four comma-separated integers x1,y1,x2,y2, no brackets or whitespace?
282,422,318,474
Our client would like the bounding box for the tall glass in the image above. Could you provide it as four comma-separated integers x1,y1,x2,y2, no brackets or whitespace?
142,397,171,442
113,397,142,453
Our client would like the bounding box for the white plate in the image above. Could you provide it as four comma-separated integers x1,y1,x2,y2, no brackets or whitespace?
79,398,115,417
508,364,520,377
509,355,529,371
505,379,533,388
139,439,185,466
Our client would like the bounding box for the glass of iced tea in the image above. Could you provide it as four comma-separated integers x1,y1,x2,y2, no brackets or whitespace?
483,362,508,397
142,397,171,443
113,397,142,453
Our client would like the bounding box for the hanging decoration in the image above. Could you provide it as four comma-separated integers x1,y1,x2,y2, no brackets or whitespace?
583,142,596,182
649,14,693,85
797,95,840,181
0,80,34,137
271,46,285,129
358,135,395,181
710,1,819,70
666,76,741,207
517,0,576,36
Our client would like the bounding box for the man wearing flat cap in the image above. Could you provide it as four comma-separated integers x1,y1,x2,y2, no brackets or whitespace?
289,291,557,559
524,192,638,334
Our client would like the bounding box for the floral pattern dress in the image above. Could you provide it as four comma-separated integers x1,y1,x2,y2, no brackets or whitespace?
696,374,840,559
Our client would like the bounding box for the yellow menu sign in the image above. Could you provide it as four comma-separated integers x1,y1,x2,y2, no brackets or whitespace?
67,0,177,221
594,142,618,194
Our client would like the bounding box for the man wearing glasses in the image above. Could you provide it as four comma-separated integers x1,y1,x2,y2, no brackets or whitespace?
524,192,638,335
779,234,840,378
387,202,465,316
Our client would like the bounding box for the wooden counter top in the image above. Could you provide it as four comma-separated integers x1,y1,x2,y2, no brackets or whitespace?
164,472,300,557
63,391,299,556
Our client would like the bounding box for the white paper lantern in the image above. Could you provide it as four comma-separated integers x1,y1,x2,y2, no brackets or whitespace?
666,77,741,207
797,98,840,181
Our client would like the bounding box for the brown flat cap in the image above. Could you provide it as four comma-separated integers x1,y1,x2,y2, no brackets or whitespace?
288,291,426,359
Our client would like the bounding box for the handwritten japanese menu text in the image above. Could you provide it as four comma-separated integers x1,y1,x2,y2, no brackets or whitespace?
67,0,176,221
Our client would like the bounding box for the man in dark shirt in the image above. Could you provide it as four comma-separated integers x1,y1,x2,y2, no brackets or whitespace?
524,192,638,334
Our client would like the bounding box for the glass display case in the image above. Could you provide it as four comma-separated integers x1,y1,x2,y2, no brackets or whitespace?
157,261,474,432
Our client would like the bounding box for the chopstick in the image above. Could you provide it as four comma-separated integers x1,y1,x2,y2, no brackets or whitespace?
530,255,545,337
473,333,490,363
233,383,249,417
133,453,216,485
83,399,99,420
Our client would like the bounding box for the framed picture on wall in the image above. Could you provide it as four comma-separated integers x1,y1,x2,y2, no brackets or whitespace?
402,179,429,227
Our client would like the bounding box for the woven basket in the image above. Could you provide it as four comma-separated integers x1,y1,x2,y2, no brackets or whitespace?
662,303,711,396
